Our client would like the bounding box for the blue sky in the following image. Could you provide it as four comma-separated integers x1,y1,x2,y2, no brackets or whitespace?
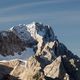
0,0,80,56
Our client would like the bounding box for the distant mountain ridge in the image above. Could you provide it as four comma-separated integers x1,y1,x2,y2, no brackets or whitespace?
0,22,80,80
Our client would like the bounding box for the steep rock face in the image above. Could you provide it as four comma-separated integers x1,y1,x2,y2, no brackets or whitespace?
10,22,55,45
57,43,80,80
19,56,41,80
0,31,25,56
0,59,24,80
0,22,80,80
44,56,71,80
0,56,70,80
0,22,55,60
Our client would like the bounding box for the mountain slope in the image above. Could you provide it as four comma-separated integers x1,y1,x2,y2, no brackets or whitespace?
0,22,80,80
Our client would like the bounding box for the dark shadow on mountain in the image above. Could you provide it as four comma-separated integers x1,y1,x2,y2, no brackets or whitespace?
0,74,21,80
0,64,21,80
45,76,61,80
0,31,37,56
58,43,80,60
35,55,51,69
62,57,78,80
0,64,13,75
54,42,80,80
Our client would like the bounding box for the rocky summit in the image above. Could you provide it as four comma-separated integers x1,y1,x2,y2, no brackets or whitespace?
0,22,80,80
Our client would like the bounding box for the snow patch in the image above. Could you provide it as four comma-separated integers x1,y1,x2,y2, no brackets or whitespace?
2,32,7,37
0,48,34,60
12,25,32,41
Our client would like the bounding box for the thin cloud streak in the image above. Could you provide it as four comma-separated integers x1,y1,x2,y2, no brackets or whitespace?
0,1,58,12
0,0,75,14
0,10,80,23
0,13,48,23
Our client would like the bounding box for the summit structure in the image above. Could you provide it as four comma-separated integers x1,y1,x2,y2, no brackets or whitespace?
0,22,80,80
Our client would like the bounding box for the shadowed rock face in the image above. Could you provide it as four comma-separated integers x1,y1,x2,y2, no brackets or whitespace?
0,31,26,56
0,59,26,80
0,22,80,80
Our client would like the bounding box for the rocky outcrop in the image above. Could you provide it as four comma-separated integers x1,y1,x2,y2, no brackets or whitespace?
0,22,80,80
0,56,70,80
0,31,25,56
0,59,23,80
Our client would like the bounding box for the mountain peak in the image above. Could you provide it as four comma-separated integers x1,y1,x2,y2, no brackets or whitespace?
0,22,80,80
0,22,56,59
10,22,55,43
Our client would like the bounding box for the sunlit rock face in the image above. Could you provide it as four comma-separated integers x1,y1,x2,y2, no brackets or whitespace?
0,22,80,80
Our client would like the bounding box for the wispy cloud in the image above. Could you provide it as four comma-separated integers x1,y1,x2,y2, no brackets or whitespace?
0,0,75,13
0,13,48,23
0,10,80,23
0,1,57,12
0,0,79,23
